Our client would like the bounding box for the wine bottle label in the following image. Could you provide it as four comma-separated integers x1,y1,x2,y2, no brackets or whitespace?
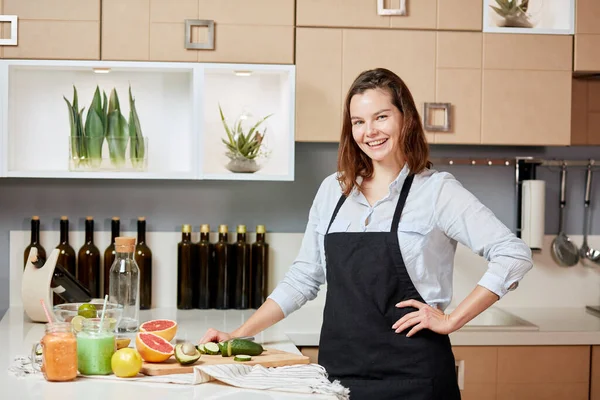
53,286,66,294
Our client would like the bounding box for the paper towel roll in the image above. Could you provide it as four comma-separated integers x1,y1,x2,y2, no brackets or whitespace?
521,180,546,250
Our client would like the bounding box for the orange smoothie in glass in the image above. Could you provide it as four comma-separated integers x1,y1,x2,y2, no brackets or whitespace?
39,322,78,381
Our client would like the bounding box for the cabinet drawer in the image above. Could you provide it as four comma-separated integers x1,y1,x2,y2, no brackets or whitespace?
453,347,497,400
483,34,572,71
297,0,437,30
2,0,100,60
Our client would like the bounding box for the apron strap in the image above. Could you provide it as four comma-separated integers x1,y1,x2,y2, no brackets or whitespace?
326,194,347,235
391,174,415,233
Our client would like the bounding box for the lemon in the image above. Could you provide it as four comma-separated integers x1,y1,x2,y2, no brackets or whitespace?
78,303,97,319
111,348,143,378
116,337,131,350
71,315,85,333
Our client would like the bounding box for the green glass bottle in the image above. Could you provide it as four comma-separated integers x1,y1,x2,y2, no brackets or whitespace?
177,224,196,310
136,217,153,310
24,216,46,269
55,216,76,305
196,224,213,309
251,225,269,309
233,225,250,309
77,216,101,298
215,225,230,310
103,217,120,297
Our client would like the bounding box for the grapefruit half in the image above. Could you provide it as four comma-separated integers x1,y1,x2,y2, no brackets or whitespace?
136,332,174,363
139,319,178,342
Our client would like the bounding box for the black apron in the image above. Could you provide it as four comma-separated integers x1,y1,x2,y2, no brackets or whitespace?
318,174,461,400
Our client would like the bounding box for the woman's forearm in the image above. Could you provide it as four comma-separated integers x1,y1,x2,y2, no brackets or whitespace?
231,299,286,337
448,285,499,332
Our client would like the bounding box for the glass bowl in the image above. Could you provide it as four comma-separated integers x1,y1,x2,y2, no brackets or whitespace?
53,299,123,327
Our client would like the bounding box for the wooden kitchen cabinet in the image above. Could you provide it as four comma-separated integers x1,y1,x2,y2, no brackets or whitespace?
297,0,481,31
452,346,497,400
496,346,590,400
295,28,343,142
571,78,600,145
432,32,482,144
592,346,600,400
1,0,100,60
102,0,294,64
481,34,573,146
574,0,600,72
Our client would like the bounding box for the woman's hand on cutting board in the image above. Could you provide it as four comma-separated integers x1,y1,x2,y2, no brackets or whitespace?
199,328,232,344
392,299,455,337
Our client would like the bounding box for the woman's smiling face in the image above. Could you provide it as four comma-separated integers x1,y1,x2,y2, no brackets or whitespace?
350,88,404,165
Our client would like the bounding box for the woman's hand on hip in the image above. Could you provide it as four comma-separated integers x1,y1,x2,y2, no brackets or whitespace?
392,299,456,337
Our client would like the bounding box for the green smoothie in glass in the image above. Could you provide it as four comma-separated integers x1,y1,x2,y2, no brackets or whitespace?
77,318,115,375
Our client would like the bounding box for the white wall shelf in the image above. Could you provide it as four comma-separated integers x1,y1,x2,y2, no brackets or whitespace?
0,59,295,181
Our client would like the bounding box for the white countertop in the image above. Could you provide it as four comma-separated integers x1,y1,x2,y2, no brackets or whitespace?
280,304,600,347
4,304,600,400
0,307,336,400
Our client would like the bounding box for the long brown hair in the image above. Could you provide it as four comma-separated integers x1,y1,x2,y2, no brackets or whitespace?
336,68,431,196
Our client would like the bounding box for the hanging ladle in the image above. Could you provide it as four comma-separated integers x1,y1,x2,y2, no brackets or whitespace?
580,163,600,266
551,164,580,267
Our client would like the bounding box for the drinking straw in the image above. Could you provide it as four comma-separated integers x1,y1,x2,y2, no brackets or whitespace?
99,294,109,332
39,299,53,324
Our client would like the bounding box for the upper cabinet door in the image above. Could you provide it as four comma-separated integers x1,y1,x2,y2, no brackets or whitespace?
2,0,100,60
297,0,437,30
297,0,480,31
437,0,482,31
481,34,573,146
432,32,482,144
295,28,343,142
102,0,294,64
574,0,600,72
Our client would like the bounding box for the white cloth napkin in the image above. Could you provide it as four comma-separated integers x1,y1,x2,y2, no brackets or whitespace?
9,356,349,400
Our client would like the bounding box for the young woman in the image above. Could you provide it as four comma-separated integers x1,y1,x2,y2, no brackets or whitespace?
200,68,533,399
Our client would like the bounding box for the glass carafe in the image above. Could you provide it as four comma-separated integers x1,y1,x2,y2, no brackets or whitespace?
109,237,140,332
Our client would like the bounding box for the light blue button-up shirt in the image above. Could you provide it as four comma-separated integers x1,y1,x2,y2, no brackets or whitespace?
268,164,534,318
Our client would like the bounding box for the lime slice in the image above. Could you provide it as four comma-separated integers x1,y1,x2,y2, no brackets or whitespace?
78,303,97,319
71,315,85,333
107,318,117,331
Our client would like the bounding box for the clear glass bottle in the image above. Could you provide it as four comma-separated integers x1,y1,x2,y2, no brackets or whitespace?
109,236,140,333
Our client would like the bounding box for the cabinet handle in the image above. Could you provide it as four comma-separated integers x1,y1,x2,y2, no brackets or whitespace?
455,359,465,390
377,0,407,16
184,19,215,50
0,15,18,46
423,102,452,132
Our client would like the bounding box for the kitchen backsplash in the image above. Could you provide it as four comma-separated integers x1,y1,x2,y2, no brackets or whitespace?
9,230,600,311
5,143,600,315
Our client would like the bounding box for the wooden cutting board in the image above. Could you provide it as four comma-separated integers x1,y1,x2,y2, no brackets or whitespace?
141,348,310,376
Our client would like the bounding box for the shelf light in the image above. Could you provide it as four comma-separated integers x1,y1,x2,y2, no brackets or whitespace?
234,70,253,77
93,67,111,74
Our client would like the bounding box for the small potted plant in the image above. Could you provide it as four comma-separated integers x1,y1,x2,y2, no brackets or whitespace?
219,104,272,173
489,0,535,28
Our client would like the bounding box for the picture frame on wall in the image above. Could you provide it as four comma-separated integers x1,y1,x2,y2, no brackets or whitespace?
483,0,575,35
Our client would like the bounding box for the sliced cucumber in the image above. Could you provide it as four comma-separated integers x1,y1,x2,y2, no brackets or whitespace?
234,355,252,362
203,342,220,355
174,344,201,366
196,344,206,354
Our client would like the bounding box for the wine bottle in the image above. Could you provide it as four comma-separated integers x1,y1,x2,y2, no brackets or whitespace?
177,224,196,310
55,216,76,305
215,224,230,309
24,216,46,269
30,255,92,304
136,217,153,310
233,225,250,309
77,216,101,298
103,217,120,297
196,224,213,309
251,225,269,309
